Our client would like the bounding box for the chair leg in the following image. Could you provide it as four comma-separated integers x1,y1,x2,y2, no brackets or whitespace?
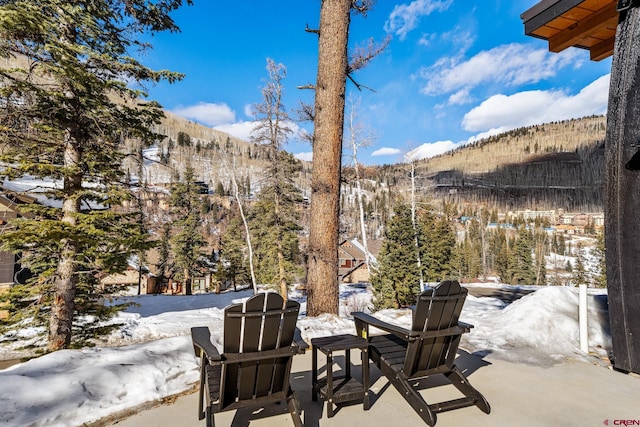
205,406,215,427
445,366,491,414
198,361,206,421
286,390,303,427
391,373,437,426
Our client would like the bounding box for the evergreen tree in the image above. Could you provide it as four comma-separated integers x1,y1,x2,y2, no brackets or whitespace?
215,182,226,196
0,0,188,350
370,205,422,309
593,232,607,288
218,215,250,292
306,0,385,316
572,242,588,286
490,227,509,283
558,233,566,255
565,259,573,272
453,219,482,281
532,229,548,286
507,227,536,285
168,166,207,295
250,59,302,298
157,222,173,288
422,214,456,282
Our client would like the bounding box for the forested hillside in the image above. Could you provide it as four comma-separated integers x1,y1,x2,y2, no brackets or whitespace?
371,115,606,214
121,112,606,238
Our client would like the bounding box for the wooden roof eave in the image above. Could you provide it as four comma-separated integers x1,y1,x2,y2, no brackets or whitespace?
521,0,619,61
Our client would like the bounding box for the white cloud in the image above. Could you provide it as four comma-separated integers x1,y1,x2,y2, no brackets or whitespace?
448,89,472,105
171,102,236,127
418,33,433,46
420,43,582,96
243,104,253,118
466,127,511,143
294,152,313,162
440,26,475,56
372,147,403,156
213,121,258,141
462,74,610,133
384,0,453,40
406,140,465,161
214,119,304,143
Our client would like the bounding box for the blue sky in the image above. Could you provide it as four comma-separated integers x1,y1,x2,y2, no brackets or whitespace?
141,0,612,165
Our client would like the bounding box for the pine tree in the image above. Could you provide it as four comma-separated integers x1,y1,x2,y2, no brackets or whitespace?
306,0,386,316
157,222,173,288
455,219,483,281
370,205,422,309
532,229,548,286
490,227,509,283
422,214,456,282
572,242,588,286
593,232,607,288
507,227,536,285
168,166,207,295
0,0,188,350
218,215,250,292
250,59,303,298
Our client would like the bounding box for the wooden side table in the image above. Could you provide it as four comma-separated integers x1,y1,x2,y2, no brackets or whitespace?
311,334,370,417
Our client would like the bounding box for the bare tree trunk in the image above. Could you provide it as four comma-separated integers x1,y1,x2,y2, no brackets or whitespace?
307,0,351,316
346,95,372,268
274,191,289,301
224,156,258,294
49,140,81,351
409,159,424,288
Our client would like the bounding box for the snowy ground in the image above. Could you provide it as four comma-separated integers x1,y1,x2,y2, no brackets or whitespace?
0,283,610,427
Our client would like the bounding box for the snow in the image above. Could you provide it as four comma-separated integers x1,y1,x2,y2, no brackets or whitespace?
0,283,611,427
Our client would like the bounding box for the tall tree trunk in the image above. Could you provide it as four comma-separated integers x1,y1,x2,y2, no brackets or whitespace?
307,0,351,316
275,191,289,301
605,5,640,374
225,156,258,294
49,140,81,351
409,160,424,288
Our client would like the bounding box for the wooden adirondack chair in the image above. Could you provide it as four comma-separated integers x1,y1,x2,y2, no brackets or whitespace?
353,280,490,426
191,292,306,427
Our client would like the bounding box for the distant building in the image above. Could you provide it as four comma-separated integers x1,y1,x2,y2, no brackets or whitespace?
0,192,37,285
338,239,381,284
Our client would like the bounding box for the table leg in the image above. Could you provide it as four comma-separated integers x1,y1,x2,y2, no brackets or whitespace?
326,352,334,417
312,345,318,401
345,348,351,380
362,348,370,410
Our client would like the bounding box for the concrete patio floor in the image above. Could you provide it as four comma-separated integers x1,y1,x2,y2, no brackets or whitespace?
109,348,640,427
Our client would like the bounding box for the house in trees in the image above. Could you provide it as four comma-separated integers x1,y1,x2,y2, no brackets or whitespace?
98,265,151,293
338,239,381,283
0,191,37,286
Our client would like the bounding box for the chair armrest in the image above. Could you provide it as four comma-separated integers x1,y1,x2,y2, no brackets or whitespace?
353,312,474,341
293,327,309,354
353,312,412,341
412,324,472,339
222,346,302,364
191,326,222,362
459,321,474,330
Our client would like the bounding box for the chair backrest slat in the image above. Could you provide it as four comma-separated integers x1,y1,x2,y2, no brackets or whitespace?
221,293,300,404
254,294,287,397
405,281,467,376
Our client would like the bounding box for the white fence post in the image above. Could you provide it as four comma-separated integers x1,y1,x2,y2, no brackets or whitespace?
579,284,589,354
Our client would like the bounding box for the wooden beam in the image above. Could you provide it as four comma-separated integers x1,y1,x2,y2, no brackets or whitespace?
590,36,615,60
549,2,619,52
522,0,585,35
